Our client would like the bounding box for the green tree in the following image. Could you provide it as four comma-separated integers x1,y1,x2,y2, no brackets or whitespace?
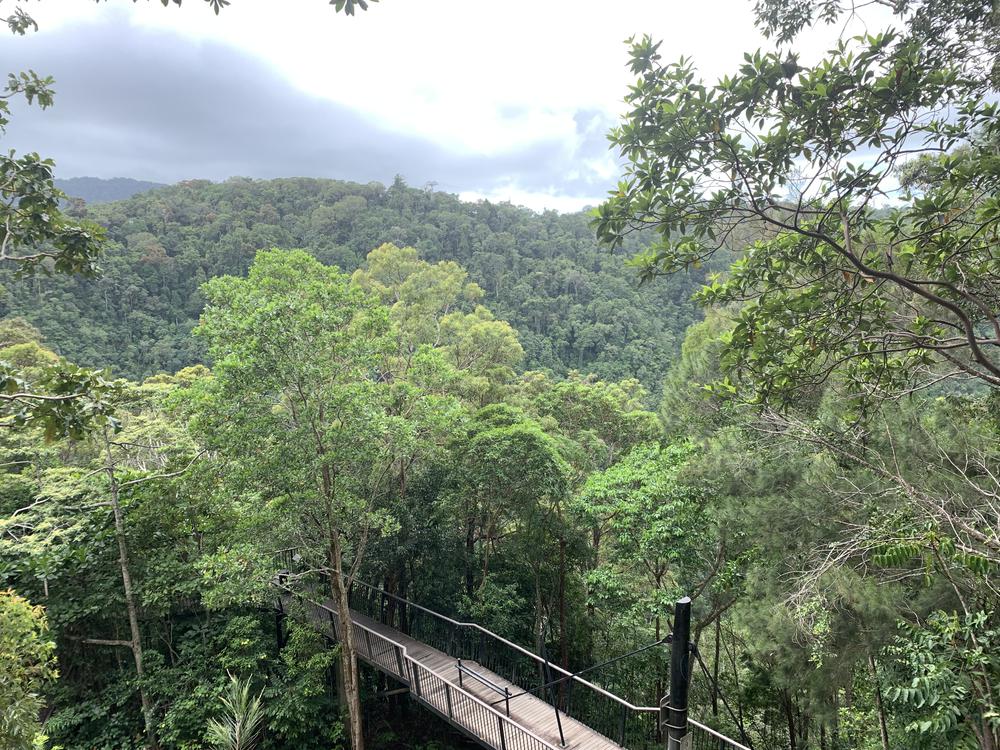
596,9,1000,742
2,375,203,749
885,611,999,750
192,248,394,750
352,242,523,403
531,372,660,475
575,442,715,703
654,314,998,748
753,0,1000,89
595,19,1000,408
0,9,115,438
352,243,503,604
451,410,571,650
658,309,733,437
0,589,57,750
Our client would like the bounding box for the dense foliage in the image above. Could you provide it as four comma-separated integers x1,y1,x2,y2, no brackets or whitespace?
1,1,997,750
595,0,1000,747
0,177,707,400
0,588,57,748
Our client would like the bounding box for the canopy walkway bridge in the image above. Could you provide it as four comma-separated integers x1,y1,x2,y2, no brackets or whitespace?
275,555,747,750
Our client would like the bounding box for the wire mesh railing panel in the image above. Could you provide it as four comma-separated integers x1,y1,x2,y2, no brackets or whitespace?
276,556,748,750
500,706,559,750
347,577,662,748
410,661,557,750
411,662,448,715
451,688,496,745
353,621,393,676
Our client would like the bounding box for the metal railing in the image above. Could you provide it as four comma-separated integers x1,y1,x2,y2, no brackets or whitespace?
277,582,559,750
687,720,752,750
274,550,749,750
458,660,512,716
345,577,660,749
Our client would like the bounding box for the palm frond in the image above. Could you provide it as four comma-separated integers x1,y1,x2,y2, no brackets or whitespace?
206,673,266,750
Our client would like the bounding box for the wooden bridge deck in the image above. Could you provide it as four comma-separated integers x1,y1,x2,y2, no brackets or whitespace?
283,591,626,750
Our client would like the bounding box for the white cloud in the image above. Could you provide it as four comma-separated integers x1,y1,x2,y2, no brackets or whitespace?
19,0,903,209
458,187,605,215
30,0,772,154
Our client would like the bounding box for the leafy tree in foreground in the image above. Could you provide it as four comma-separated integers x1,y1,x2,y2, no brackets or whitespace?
753,0,1000,89
3,373,203,750
595,19,1000,408
596,3,1000,742
885,610,999,750
1,3,116,439
192,249,394,750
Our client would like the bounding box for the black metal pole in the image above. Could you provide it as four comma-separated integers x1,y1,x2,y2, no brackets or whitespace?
665,596,692,750
275,573,286,651
540,634,566,746
275,598,285,650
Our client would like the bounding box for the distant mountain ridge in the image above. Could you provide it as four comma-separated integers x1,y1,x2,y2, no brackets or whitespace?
4,177,710,398
55,176,166,204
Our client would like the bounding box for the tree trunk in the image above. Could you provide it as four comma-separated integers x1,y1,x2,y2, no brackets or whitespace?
586,526,600,621
712,617,721,717
559,538,568,669
975,719,998,750
465,520,476,597
104,432,159,750
397,566,409,634
832,691,840,749
558,537,568,707
867,654,890,750
534,571,545,654
784,690,797,750
329,529,365,750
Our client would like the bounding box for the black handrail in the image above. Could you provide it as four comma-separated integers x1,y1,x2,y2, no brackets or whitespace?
500,636,669,704
349,578,655,708
276,553,662,749
275,582,561,750
344,577,660,749
458,660,512,716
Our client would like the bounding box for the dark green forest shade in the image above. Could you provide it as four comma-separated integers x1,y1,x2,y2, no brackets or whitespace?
1,177,711,399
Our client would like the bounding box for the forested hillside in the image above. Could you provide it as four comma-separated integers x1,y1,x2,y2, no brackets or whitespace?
54,177,166,204
2,177,709,398
2,2,998,750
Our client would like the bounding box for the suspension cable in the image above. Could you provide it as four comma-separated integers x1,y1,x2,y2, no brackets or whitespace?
692,646,756,750
490,636,669,706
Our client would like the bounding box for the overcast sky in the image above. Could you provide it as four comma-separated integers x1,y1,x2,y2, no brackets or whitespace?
2,1,867,212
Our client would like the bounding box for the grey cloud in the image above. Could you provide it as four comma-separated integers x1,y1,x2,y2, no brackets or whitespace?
1,15,618,204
